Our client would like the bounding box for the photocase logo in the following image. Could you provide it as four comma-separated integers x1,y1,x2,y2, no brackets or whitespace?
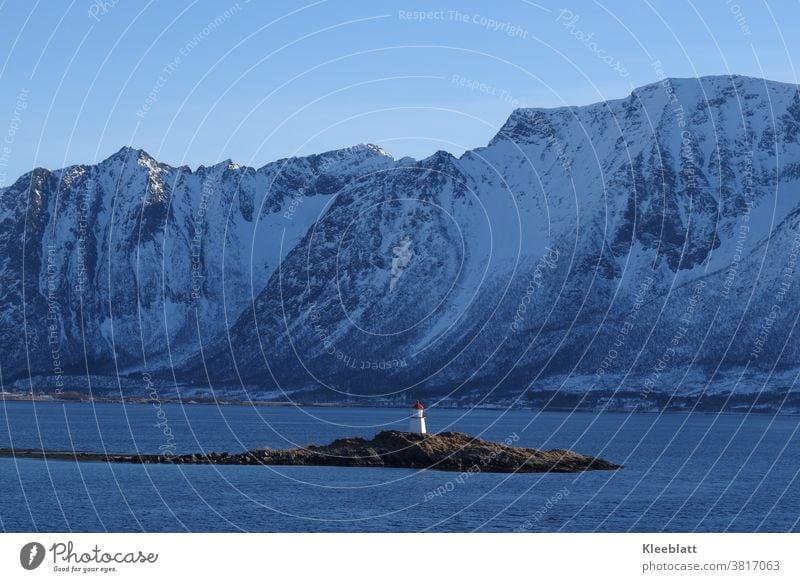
20,542,46,570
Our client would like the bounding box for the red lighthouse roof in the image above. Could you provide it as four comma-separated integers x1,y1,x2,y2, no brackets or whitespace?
412,400,425,410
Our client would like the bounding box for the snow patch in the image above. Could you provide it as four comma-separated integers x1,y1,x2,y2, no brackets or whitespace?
389,235,413,291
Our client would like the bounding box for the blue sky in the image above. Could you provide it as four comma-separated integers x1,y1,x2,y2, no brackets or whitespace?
0,0,798,180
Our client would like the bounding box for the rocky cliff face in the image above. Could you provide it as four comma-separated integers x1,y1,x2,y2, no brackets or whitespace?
2,75,799,410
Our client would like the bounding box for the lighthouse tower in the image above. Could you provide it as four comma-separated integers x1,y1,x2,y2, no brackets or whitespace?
409,400,427,434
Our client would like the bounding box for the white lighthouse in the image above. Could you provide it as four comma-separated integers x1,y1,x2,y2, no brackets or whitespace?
408,400,427,434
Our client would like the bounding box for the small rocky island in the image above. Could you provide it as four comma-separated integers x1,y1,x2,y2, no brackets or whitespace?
0,430,621,473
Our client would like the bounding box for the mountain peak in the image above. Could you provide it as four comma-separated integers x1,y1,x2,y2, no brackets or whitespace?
364,143,392,158
103,146,160,168
492,74,799,146
197,158,240,173
317,143,394,161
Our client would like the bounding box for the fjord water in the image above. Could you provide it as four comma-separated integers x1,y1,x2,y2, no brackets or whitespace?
1,401,797,532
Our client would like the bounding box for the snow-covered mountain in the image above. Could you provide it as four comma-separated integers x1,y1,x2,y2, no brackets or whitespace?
0,143,394,391
2,75,799,411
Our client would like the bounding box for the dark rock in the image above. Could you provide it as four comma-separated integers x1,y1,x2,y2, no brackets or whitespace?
0,431,621,473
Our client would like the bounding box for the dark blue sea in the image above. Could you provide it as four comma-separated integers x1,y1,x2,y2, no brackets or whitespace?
1,401,798,532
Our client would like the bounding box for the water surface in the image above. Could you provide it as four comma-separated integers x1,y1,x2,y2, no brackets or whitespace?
1,401,798,532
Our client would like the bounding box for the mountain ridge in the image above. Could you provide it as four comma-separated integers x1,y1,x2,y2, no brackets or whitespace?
2,75,799,412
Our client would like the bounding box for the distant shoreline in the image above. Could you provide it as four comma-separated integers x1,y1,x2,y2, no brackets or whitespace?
1,391,797,414
0,391,339,408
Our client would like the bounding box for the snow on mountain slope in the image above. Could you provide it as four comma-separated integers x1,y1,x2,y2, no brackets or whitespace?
2,75,799,410
204,75,800,409
0,143,394,390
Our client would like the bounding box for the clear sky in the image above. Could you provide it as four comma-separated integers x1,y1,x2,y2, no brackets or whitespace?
0,0,798,181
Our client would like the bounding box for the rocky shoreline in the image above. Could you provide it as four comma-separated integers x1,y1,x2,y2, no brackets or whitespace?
0,431,621,473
